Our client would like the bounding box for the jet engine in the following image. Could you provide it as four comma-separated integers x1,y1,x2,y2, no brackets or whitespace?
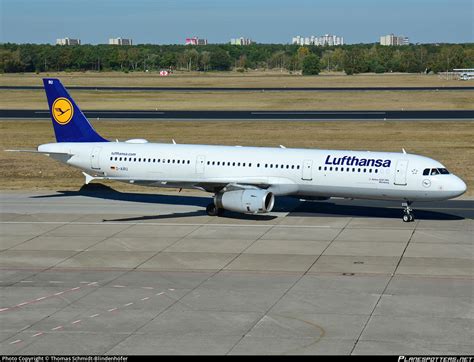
215,189,275,214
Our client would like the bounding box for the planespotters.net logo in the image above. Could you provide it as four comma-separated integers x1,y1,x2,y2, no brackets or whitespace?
52,97,74,125
399,357,473,362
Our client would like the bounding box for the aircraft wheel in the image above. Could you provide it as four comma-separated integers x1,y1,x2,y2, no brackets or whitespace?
206,203,219,217
409,213,415,222
402,214,411,223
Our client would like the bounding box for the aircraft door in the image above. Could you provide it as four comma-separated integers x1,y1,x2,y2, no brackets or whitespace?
302,159,313,181
394,159,408,186
196,155,206,174
90,147,102,170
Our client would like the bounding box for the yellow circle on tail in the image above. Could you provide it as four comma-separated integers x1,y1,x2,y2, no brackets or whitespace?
52,98,74,125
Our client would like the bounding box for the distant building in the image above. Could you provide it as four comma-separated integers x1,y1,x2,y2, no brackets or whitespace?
230,37,254,45
109,37,133,46
292,34,344,46
380,34,409,46
56,38,81,46
185,37,208,45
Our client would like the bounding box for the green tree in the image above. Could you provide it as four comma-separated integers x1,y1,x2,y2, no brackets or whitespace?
199,51,211,71
268,50,288,70
210,49,231,71
343,48,367,75
302,54,320,75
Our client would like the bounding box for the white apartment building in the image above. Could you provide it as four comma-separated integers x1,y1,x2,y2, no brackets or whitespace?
230,37,254,45
56,38,81,46
109,38,133,46
292,34,344,46
380,34,409,46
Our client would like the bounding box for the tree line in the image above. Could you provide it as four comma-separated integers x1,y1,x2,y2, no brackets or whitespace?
1,42,473,75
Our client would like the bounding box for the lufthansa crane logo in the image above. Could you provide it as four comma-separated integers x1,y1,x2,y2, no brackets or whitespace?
52,98,73,125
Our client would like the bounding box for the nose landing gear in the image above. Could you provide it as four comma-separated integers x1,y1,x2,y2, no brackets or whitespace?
402,202,415,222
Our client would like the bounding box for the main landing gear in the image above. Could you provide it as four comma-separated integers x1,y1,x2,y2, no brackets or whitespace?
206,203,223,217
402,202,415,222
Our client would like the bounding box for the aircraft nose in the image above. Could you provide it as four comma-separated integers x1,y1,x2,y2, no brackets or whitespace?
450,176,467,197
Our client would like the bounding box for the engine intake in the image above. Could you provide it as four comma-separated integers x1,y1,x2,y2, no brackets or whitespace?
215,189,275,214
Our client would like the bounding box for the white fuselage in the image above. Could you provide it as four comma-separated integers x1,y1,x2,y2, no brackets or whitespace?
38,141,467,202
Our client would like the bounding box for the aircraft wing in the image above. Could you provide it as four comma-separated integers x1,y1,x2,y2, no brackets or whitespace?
83,173,294,193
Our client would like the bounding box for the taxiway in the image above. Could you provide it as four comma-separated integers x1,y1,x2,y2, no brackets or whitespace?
0,188,472,355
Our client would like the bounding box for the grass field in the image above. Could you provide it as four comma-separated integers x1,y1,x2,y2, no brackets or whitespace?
2,72,472,111
0,71,470,88
1,120,472,195
1,89,472,111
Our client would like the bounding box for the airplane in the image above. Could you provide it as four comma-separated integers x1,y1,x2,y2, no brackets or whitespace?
8,78,467,222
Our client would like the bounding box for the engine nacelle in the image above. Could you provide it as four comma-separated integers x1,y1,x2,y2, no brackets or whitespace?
215,189,275,214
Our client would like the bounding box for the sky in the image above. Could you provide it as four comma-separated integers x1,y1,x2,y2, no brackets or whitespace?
1,0,473,44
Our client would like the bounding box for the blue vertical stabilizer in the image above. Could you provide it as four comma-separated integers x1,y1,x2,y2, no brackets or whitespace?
43,78,108,143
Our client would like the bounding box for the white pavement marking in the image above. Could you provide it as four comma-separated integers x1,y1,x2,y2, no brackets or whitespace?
0,221,335,228
3,282,170,345
1,284,94,313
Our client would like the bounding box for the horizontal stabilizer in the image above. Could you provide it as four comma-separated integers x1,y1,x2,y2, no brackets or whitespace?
5,149,72,156
82,172,96,185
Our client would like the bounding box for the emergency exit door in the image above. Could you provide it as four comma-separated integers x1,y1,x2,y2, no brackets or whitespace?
302,159,313,181
196,155,206,174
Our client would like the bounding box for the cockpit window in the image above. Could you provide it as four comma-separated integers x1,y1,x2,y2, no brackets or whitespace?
424,168,450,176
